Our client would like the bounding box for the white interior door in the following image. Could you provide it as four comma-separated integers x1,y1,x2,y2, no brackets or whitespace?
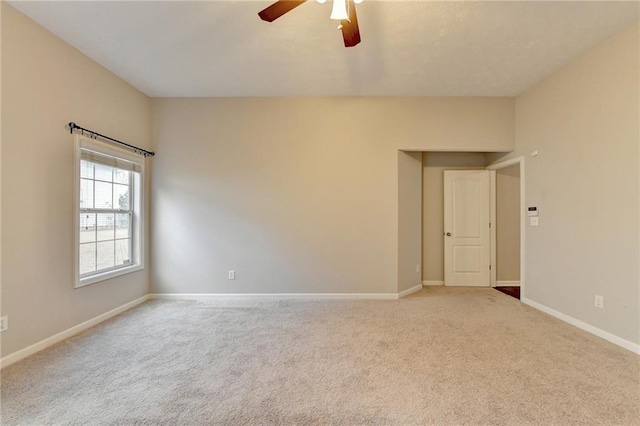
444,170,491,287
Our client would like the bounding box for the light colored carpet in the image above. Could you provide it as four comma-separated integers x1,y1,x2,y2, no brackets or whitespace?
1,287,639,425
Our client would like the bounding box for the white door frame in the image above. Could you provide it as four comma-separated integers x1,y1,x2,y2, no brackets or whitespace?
486,156,525,298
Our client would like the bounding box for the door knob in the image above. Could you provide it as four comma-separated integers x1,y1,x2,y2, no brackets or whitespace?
446,232,452,237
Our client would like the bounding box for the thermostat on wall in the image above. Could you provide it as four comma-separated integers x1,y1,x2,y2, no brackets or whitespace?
528,207,538,217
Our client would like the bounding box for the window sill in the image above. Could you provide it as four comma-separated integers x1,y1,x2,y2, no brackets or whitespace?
76,264,144,288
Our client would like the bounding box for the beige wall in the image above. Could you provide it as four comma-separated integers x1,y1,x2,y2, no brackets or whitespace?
496,164,520,282
1,4,152,357
422,152,487,282
151,98,514,295
398,151,423,293
489,22,639,344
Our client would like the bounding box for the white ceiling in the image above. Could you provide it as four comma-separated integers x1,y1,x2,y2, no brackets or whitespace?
8,1,639,97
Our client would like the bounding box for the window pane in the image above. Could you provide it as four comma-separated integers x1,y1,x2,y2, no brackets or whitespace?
94,163,113,182
80,160,94,179
79,213,96,243
114,169,130,185
97,241,115,271
80,179,94,209
115,213,131,239
78,157,141,282
80,243,96,275
97,213,115,242
95,181,113,209
114,184,130,210
115,239,131,265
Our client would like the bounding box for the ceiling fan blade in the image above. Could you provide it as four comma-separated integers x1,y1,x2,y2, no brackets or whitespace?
341,0,361,47
258,0,307,22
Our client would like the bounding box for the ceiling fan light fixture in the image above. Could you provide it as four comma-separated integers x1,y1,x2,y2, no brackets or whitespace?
330,0,349,20
353,0,363,4
258,0,361,48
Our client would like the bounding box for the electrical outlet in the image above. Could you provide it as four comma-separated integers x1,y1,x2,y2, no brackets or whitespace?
0,316,8,332
416,264,420,273
594,295,604,309
228,270,235,280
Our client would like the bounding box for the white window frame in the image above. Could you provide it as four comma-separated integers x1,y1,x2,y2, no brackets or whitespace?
74,135,145,288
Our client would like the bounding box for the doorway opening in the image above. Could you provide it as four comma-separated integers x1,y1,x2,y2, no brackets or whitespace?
488,157,525,300
421,152,490,287
400,152,524,296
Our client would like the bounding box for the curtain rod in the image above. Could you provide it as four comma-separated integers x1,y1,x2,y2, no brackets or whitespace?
68,122,155,158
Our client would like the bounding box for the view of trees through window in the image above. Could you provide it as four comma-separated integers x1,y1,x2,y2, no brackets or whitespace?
79,160,133,276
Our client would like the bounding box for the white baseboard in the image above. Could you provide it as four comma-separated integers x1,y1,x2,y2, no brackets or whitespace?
497,281,521,286
149,292,400,300
0,295,150,369
422,280,444,286
398,284,423,298
522,297,640,355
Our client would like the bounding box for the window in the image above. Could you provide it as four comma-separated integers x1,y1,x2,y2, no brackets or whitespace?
74,135,144,287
